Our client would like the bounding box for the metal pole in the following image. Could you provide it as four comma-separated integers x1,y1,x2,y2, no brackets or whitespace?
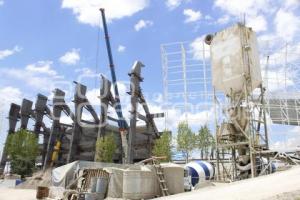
161,45,169,130
181,43,188,121
213,88,221,181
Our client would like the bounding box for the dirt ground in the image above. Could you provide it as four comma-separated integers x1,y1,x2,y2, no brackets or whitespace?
158,166,300,200
0,188,36,200
1,166,300,200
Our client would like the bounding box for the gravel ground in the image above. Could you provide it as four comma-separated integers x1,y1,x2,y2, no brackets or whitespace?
157,166,300,200
1,166,300,200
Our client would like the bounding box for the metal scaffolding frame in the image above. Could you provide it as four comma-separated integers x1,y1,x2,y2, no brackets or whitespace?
260,38,300,126
161,41,215,129
161,32,300,181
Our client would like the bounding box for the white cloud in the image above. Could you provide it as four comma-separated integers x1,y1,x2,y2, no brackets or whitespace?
0,1,4,6
204,15,212,20
0,61,62,92
61,0,149,26
247,15,267,32
75,67,94,75
214,0,271,32
165,0,192,10
59,48,80,65
271,126,300,151
263,68,295,92
214,0,270,17
86,88,100,106
60,115,73,125
284,0,300,10
0,87,22,107
275,9,300,41
134,19,153,31
216,15,230,24
25,61,56,76
117,45,126,52
0,46,21,60
190,35,210,61
165,0,181,10
183,9,202,23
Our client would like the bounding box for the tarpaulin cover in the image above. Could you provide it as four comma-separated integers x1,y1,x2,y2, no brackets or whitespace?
52,161,130,188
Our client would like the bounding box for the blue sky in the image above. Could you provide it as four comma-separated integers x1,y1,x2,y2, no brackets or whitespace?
0,0,300,155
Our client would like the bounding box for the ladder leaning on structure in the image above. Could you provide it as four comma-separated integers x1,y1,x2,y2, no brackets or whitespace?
139,157,170,197
152,159,170,196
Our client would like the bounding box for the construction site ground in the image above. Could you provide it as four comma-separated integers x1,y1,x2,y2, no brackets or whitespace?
0,166,300,200
159,166,300,200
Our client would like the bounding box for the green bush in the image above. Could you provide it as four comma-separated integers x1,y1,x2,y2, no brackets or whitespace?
152,130,172,162
176,122,196,162
5,129,39,177
95,133,117,162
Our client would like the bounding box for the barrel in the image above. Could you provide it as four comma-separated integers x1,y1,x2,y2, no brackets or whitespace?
185,161,214,186
123,166,156,199
78,193,105,200
87,177,97,192
95,177,108,194
36,186,49,199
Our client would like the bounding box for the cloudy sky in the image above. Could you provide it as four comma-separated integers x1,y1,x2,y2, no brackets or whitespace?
0,0,300,154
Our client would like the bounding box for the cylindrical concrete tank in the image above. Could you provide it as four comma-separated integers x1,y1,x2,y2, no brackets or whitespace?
185,161,214,186
161,163,184,195
123,166,157,199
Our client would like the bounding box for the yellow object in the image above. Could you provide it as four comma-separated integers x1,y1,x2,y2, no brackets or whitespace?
51,141,61,163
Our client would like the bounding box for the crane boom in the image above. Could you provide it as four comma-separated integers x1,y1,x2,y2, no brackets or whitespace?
99,8,127,130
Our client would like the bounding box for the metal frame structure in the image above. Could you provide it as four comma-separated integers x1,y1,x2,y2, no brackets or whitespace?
161,27,300,181
161,41,214,129
260,39,300,127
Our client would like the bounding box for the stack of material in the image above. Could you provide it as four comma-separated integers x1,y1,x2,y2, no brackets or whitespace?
51,161,185,199
16,168,52,189
52,161,130,188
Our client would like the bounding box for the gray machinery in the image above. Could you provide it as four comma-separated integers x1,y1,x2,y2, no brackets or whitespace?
206,23,271,180
128,61,163,163
1,9,164,168
99,8,164,163
2,73,163,168
0,103,21,167
1,96,52,168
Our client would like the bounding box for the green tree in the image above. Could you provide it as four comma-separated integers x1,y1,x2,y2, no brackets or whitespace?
5,129,39,177
176,122,196,163
197,125,215,159
152,130,172,162
95,133,117,162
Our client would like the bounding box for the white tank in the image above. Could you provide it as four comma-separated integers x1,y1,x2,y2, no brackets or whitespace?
185,161,214,186
123,166,157,199
161,163,184,194
210,23,262,96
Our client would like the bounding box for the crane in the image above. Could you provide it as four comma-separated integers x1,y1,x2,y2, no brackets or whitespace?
99,8,129,163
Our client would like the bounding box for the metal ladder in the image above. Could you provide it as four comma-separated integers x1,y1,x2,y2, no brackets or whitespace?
152,159,170,196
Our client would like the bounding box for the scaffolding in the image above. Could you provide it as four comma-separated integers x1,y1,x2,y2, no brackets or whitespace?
260,38,300,126
161,41,218,129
